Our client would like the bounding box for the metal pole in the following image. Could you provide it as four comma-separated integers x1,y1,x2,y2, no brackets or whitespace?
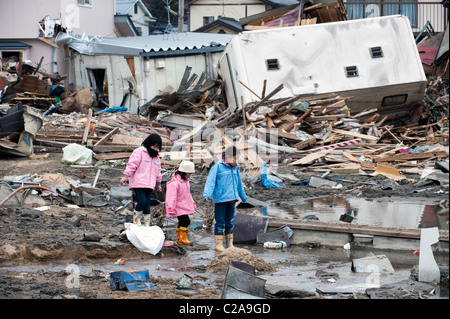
178,0,184,32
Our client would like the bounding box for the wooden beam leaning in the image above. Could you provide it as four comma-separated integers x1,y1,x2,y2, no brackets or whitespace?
247,83,284,115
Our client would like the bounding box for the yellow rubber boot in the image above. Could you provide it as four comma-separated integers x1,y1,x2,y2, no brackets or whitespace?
178,227,193,246
176,228,181,244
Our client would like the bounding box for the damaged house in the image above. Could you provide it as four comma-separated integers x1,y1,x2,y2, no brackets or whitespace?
0,0,121,78
57,32,233,113
220,15,428,118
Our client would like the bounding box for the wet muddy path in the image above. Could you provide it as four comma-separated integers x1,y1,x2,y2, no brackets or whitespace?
0,153,448,299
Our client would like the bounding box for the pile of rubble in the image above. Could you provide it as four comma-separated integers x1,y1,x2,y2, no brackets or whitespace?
0,55,100,156
0,53,449,188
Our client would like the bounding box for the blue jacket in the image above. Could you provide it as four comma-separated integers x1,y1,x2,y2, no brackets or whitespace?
203,160,247,204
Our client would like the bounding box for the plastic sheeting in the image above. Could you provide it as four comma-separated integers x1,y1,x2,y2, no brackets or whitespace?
125,223,165,255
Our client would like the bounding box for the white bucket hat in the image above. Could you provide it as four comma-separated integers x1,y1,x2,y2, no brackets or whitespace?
179,160,195,173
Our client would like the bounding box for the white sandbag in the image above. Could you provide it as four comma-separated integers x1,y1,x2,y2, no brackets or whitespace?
125,224,165,255
62,143,94,165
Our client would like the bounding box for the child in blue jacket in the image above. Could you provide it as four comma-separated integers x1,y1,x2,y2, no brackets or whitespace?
203,146,247,251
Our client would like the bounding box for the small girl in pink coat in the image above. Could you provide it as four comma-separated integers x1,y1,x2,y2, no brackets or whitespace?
165,160,196,245
120,134,162,227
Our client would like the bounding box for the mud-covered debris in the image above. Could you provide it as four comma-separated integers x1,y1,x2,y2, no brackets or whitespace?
207,247,275,274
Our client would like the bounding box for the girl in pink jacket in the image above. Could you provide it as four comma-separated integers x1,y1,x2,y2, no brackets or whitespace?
120,134,162,227
165,160,196,245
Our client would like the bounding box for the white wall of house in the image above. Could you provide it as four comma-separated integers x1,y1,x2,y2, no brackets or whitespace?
118,0,153,36
130,3,152,35
188,0,268,31
72,54,140,112
71,51,224,113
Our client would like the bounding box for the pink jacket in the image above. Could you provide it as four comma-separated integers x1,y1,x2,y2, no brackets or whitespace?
123,146,162,190
165,174,196,217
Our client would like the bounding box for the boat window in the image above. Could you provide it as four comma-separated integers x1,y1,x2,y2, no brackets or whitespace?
370,47,383,58
345,66,358,77
382,94,408,107
266,59,279,70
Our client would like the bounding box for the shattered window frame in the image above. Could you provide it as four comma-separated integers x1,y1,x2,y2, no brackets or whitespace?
370,46,384,58
266,59,280,70
345,66,359,77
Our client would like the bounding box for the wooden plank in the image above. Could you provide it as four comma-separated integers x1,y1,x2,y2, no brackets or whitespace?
82,108,93,145
239,81,262,100
268,219,449,241
247,83,284,115
372,163,406,181
177,66,192,93
303,114,346,122
94,127,119,146
38,37,58,48
92,144,136,153
284,108,312,132
35,139,69,147
93,152,132,161
111,134,143,146
177,120,208,143
261,80,267,99
242,147,264,168
332,128,379,142
29,153,50,160
331,163,361,174
288,148,333,165
374,150,448,162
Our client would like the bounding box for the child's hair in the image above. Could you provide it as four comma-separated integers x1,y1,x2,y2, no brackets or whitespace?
142,134,162,151
175,170,189,181
223,146,239,159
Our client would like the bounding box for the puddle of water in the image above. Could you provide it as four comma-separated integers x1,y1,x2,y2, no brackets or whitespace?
265,197,448,229
247,244,449,298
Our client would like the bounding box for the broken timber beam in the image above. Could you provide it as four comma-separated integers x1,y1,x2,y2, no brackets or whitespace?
374,150,448,162
94,127,119,146
332,128,379,142
82,108,93,145
247,83,284,115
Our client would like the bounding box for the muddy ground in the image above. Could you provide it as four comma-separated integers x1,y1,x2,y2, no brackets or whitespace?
0,149,448,301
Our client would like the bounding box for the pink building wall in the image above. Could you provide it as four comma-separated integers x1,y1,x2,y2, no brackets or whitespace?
0,0,119,80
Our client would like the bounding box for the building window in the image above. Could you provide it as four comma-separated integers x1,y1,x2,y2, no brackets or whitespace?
382,94,408,107
266,59,280,70
203,16,214,25
0,51,20,61
370,46,383,58
134,3,139,14
345,66,359,77
77,0,92,7
345,0,418,27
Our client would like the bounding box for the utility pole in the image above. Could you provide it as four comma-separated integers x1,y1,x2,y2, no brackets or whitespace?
178,0,184,32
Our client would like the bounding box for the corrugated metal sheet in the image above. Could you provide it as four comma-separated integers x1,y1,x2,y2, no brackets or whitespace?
55,32,233,56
